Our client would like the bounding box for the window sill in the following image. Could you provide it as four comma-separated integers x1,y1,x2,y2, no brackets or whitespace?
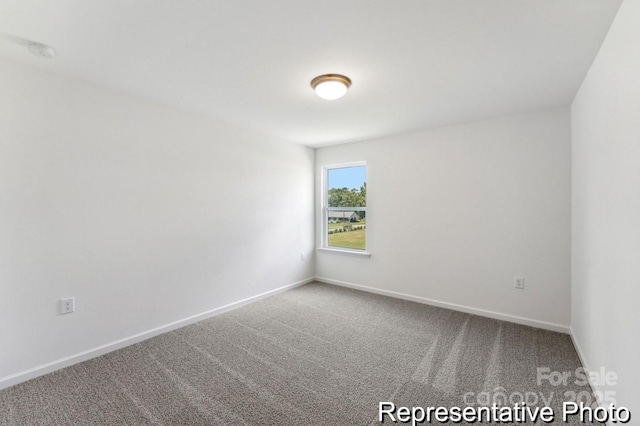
317,247,371,258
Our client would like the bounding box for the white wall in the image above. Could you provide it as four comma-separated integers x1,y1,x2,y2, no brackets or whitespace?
0,59,315,386
316,108,572,330
571,0,640,415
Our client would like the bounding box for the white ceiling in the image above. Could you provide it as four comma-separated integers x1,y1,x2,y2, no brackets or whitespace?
0,0,622,147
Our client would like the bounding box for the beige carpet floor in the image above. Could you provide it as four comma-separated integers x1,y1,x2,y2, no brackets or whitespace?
0,282,594,425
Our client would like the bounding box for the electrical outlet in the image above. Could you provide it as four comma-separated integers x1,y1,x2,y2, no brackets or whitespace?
60,297,75,314
514,277,525,289
300,252,305,261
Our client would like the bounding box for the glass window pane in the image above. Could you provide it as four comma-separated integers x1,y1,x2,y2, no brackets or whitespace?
326,165,366,250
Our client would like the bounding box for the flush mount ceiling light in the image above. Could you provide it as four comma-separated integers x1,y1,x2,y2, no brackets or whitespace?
310,74,351,100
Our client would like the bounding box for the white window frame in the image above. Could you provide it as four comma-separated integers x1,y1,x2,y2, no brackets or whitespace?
318,161,371,258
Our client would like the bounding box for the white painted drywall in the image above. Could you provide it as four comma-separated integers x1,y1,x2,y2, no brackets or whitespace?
316,108,571,328
571,0,640,416
0,58,315,383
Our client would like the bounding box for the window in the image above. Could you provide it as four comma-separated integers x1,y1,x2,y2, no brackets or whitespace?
322,162,367,252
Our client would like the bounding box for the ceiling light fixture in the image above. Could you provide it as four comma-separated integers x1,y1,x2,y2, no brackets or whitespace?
310,74,351,100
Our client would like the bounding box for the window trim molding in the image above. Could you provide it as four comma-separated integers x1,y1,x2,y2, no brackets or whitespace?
320,161,368,253
317,247,371,258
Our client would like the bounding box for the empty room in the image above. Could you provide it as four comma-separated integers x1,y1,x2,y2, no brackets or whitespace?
1,0,638,424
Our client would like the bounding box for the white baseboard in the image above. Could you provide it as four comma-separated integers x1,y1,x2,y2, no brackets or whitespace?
569,327,614,426
0,277,314,391
315,277,570,334
0,276,572,391
569,327,590,376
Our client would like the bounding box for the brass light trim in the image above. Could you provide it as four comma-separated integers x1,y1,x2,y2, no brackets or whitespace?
310,74,352,91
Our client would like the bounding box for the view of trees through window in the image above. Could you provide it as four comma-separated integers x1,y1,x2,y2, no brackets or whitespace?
326,165,366,250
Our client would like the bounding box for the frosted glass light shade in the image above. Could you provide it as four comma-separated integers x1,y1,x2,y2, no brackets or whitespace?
311,74,351,100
